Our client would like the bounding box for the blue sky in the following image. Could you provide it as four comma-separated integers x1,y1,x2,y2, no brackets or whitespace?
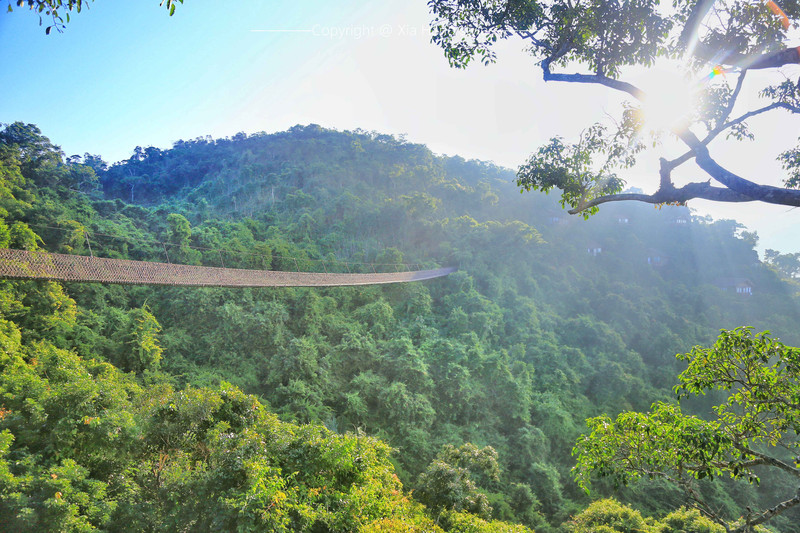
2,1,800,252
3,1,545,163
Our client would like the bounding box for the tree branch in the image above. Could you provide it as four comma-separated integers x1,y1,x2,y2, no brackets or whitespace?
666,99,798,171
695,44,800,71
746,47,800,71
677,0,716,52
567,181,753,214
664,149,696,172
541,59,646,100
717,102,800,136
677,130,800,206
660,157,674,190
718,71,748,131
734,444,800,479
736,492,800,532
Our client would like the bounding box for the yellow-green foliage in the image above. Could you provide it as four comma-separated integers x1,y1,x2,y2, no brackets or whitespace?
566,499,657,533
443,509,537,533
567,500,754,533
0,300,530,531
657,508,724,533
0,335,415,530
359,498,444,532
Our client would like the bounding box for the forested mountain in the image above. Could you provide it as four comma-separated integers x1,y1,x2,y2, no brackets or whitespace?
1,121,799,531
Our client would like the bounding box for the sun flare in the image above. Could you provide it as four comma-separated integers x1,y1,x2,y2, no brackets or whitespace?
639,66,699,133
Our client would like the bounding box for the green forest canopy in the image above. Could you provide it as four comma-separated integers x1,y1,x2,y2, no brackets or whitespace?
1,121,800,531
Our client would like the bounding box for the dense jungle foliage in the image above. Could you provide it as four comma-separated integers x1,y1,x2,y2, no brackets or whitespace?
1,121,799,531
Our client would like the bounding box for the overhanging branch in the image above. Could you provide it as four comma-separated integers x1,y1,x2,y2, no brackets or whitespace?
695,44,800,70
567,181,753,214
536,30,800,212
677,0,715,52
677,130,800,207
665,100,797,172
541,59,645,100
717,102,800,135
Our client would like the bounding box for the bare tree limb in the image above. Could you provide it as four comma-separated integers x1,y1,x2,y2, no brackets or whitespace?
718,70,748,131
716,102,800,137
665,99,798,171
695,44,800,71
745,47,800,70
736,492,800,532
677,0,716,52
677,129,800,206
541,59,646,100
664,148,697,172
660,157,674,190
567,181,753,214
733,445,800,479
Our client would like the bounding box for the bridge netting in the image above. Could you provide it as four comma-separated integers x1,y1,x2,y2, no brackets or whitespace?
0,248,455,287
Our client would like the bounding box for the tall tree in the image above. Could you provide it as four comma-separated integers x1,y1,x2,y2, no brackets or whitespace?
573,328,800,532
429,0,800,216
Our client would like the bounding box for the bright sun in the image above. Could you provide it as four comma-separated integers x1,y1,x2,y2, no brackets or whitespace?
638,64,699,133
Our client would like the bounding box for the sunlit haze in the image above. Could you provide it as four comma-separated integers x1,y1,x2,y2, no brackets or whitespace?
639,62,698,132
2,0,799,253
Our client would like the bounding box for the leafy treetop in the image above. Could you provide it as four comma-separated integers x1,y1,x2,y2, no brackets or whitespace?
573,327,800,532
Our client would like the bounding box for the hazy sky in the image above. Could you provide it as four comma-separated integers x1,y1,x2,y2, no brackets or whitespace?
2,1,799,253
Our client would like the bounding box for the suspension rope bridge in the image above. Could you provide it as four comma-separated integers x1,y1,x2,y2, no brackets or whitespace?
0,225,454,287
0,248,455,287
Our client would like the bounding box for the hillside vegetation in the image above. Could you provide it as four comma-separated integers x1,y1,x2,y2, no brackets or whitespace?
1,122,799,531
